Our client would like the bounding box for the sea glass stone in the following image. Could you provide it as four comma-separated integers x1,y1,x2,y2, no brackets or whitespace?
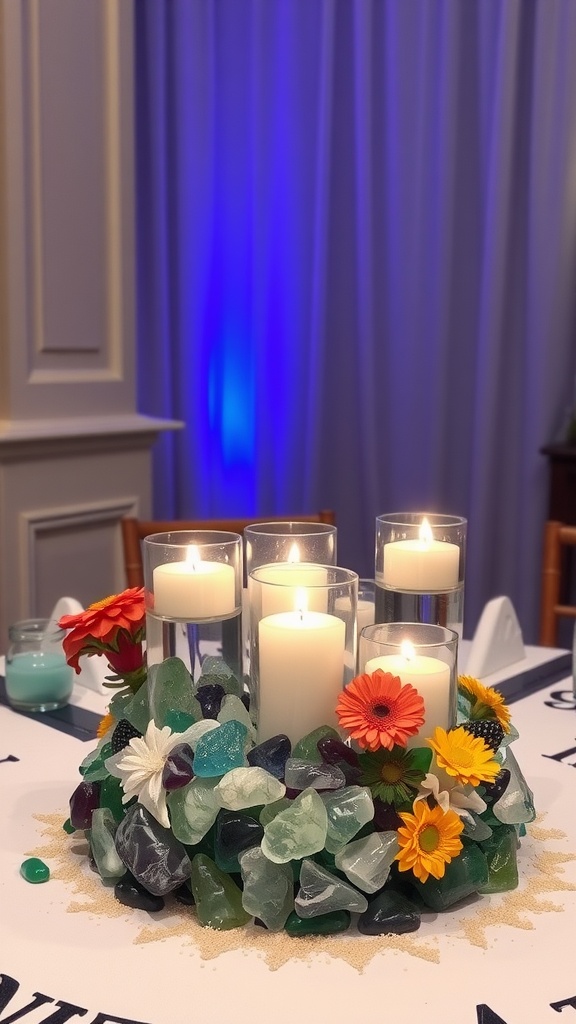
167,777,221,845
115,803,191,896
80,740,113,782
492,747,536,825
412,841,489,910
196,682,226,718
284,758,346,792
217,694,256,740
149,657,200,728
215,809,264,872
90,807,126,883
190,853,251,929
120,678,151,734
335,831,399,893
239,846,294,931
284,909,351,936
481,768,511,805
164,710,196,734
292,726,340,763
357,889,421,935
261,788,328,864
460,810,493,842
215,766,286,810
161,743,195,790
259,798,292,827
114,873,164,912
62,818,75,834
321,786,375,854
294,858,368,917
199,659,243,697
478,825,519,893
193,720,248,777
69,780,101,830
317,736,360,768
20,857,50,883
248,735,291,779
183,719,221,749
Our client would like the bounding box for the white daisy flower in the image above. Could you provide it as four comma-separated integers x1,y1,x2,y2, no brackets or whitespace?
105,719,214,828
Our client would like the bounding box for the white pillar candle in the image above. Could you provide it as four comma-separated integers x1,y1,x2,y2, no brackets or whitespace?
382,518,459,591
258,609,345,744
364,642,451,739
259,562,328,616
153,546,236,619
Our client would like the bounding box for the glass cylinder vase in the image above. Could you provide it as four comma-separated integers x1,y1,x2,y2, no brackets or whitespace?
244,521,337,582
359,622,458,743
248,565,358,745
374,512,467,637
143,531,243,685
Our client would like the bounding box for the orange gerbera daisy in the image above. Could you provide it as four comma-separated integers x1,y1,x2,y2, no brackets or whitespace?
395,800,464,883
58,588,145,673
335,670,425,751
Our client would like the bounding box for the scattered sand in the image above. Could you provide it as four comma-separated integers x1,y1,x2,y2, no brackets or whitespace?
28,812,576,973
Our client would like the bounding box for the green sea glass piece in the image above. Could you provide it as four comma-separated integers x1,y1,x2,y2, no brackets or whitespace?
121,678,151,733
261,788,328,863
217,694,256,741
321,785,375,854
215,766,285,810
165,710,197,734
190,854,251,929
90,807,125,883
239,846,294,931
80,739,113,782
149,657,200,727
295,858,368,917
478,825,519,893
62,818,76,834
413,840,489,910
99,775,126,823
20,857,50,883
284,909,350,936
292,726,340,763
335,831,399,893
259,798,292,827
492,747,536,825
168,777,221,845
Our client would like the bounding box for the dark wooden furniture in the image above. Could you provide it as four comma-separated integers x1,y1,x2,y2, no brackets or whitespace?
121,511,336,588
541,445,576,523
539,520,576,646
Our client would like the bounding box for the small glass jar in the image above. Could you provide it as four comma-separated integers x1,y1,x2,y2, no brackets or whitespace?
5,619,74,712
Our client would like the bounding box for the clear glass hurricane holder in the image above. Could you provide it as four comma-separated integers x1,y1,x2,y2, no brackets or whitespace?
248,564,358,746
244,521,337,583
374,512,467,639
359,622,458,743
143,531,243,686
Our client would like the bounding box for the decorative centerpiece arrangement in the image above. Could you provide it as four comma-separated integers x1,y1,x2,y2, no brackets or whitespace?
60,575,534,938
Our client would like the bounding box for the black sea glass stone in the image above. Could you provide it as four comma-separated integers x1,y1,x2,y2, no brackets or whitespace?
114,872,165,913
372,799,403,833
358,889,421,935
161,742,194,790
247,734,291,779
173,881,195,906
196,682,226,719
115,803,192,896
69,781,101,830
214,810,264,872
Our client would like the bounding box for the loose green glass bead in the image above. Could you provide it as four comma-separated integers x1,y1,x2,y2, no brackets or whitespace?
62,818,76,834
20,857,50,883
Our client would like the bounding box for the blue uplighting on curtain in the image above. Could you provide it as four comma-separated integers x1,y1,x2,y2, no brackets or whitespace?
135,0,576,641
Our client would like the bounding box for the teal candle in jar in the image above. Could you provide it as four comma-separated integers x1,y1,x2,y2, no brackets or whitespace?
5,619,73,712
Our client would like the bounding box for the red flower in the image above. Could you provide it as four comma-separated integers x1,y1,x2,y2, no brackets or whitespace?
58,588,145,674
335,670,425,752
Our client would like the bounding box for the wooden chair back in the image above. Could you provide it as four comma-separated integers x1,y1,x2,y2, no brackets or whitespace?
121,511,336,589
539,519,576,645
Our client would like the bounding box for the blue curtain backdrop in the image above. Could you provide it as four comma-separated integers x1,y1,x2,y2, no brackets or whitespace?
135,0,576,642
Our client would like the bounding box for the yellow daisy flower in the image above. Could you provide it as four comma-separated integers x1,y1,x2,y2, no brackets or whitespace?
395,800,464,883
428,726,501,787
458,674,511,733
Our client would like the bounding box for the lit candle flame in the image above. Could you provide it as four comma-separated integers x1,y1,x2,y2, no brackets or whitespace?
186,545,201,570
288,543,301,563
419,517,433,546
401,639,416,662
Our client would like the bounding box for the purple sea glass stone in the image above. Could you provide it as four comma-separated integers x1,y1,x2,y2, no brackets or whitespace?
69,780,101,830
196,682,226,719
162,742,194,790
